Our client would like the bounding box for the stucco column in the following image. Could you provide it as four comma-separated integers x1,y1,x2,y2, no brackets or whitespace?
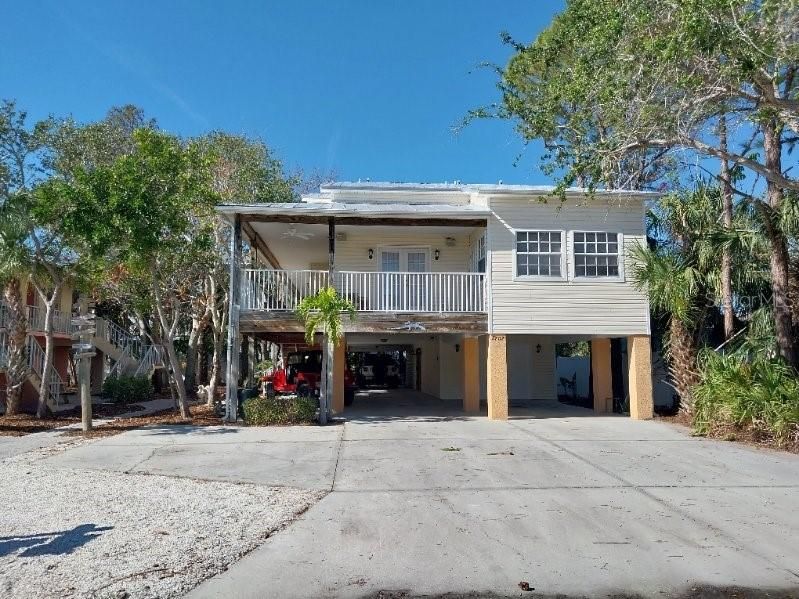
627,335,654,420
331,337,346,414
462,336,480,413
486,334,508,420
591,338,613,413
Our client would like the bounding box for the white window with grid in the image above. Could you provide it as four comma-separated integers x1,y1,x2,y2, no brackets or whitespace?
470,233,486,273
572,232,622,278
515,230,563,278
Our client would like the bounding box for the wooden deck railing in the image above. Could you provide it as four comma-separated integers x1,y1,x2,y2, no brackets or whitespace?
242,269,485,313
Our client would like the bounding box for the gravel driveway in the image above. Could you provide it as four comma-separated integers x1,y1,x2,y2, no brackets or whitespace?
0,437,323,598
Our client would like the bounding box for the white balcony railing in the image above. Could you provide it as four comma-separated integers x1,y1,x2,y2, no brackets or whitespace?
337,271,485,312
242,269,486,313
26,305,73,335
243,270,330,312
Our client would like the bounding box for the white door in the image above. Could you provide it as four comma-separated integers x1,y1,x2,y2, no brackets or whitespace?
380,248,429,310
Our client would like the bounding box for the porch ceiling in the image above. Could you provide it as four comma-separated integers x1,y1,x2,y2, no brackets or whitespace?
248,222,484,271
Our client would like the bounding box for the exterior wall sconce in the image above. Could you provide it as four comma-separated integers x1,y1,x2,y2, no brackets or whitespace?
434,249,440,261
455,343,460,353
536,343,542,354
368,248,374,260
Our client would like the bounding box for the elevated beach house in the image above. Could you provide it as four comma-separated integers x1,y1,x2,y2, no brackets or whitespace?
217,182,656,420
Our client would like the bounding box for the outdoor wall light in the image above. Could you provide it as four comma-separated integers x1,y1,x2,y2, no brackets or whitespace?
455,343,460,353
368,248,374,260
536,343,542,354
434,249,440,261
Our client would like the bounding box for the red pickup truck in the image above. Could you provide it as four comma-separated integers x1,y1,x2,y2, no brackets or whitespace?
264,350,356,405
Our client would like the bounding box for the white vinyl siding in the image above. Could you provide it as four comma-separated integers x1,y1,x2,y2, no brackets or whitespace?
507,335,557,401
488,197,649,336
334,230,471,273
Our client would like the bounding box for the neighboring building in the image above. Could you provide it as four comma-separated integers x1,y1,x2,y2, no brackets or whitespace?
0,283,76,413
0,284,162,414
218,181,656,420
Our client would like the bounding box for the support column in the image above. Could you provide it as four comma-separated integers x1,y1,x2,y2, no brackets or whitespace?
591,338,613,413
486,334,508,420
248,334,257,385
462,336,479,413
332,337,346,413
240,335,250,386
627,335,654,420
90,351,105,394
224,215,242,422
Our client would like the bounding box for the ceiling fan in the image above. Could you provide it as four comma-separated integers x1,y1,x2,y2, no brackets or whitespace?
281,226,315,240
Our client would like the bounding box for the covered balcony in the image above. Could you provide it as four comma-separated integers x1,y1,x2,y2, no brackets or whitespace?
242,269,485,313
218,196,490,335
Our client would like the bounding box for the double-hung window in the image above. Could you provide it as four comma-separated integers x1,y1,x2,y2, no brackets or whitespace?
515,230,563,278
573,232,621,278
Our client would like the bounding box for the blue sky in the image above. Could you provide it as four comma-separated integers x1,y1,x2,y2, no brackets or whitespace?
1,1,564,186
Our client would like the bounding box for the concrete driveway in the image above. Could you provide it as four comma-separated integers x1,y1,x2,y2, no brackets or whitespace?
43,395,799,598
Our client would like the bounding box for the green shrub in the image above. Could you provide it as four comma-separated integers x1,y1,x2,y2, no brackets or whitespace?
242,395,318,426
693,351,799,447
102,375,153,405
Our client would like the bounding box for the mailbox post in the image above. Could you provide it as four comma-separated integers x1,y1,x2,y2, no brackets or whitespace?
72,298,96,432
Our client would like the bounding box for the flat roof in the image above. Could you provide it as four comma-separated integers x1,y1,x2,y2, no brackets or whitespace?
320,181,661,197
215,201,491,220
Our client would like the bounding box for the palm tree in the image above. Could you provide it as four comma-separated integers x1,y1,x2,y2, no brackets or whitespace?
296,286,355,424
0,198,32,416
632,184,766,414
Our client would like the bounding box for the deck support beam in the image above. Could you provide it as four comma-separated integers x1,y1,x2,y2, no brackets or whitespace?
224,215,242,422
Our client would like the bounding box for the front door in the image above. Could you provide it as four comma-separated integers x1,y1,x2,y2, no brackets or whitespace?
380,248,429,310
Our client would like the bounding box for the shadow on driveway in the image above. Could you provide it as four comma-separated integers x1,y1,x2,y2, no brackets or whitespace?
0,523,112,557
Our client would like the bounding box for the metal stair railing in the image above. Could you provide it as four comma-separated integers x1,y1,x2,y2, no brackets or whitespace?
0,331,8,369
95,317,142,359
0,303,8,330
134,345,166,377
26,336,66,406
108,344,133,378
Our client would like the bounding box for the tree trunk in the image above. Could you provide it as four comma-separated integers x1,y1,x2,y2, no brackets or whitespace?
162,334,190,419
3,278,28,416
183,308,210,398
762,121,797,368
150,272,190,419
207,328,223,407
668,317,700,416
719,115,735,340
36,284,62,419
789,255,799,334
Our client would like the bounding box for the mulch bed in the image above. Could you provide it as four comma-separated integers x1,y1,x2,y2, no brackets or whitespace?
62,404,225,438
0,414,80,436
62,403,147,418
